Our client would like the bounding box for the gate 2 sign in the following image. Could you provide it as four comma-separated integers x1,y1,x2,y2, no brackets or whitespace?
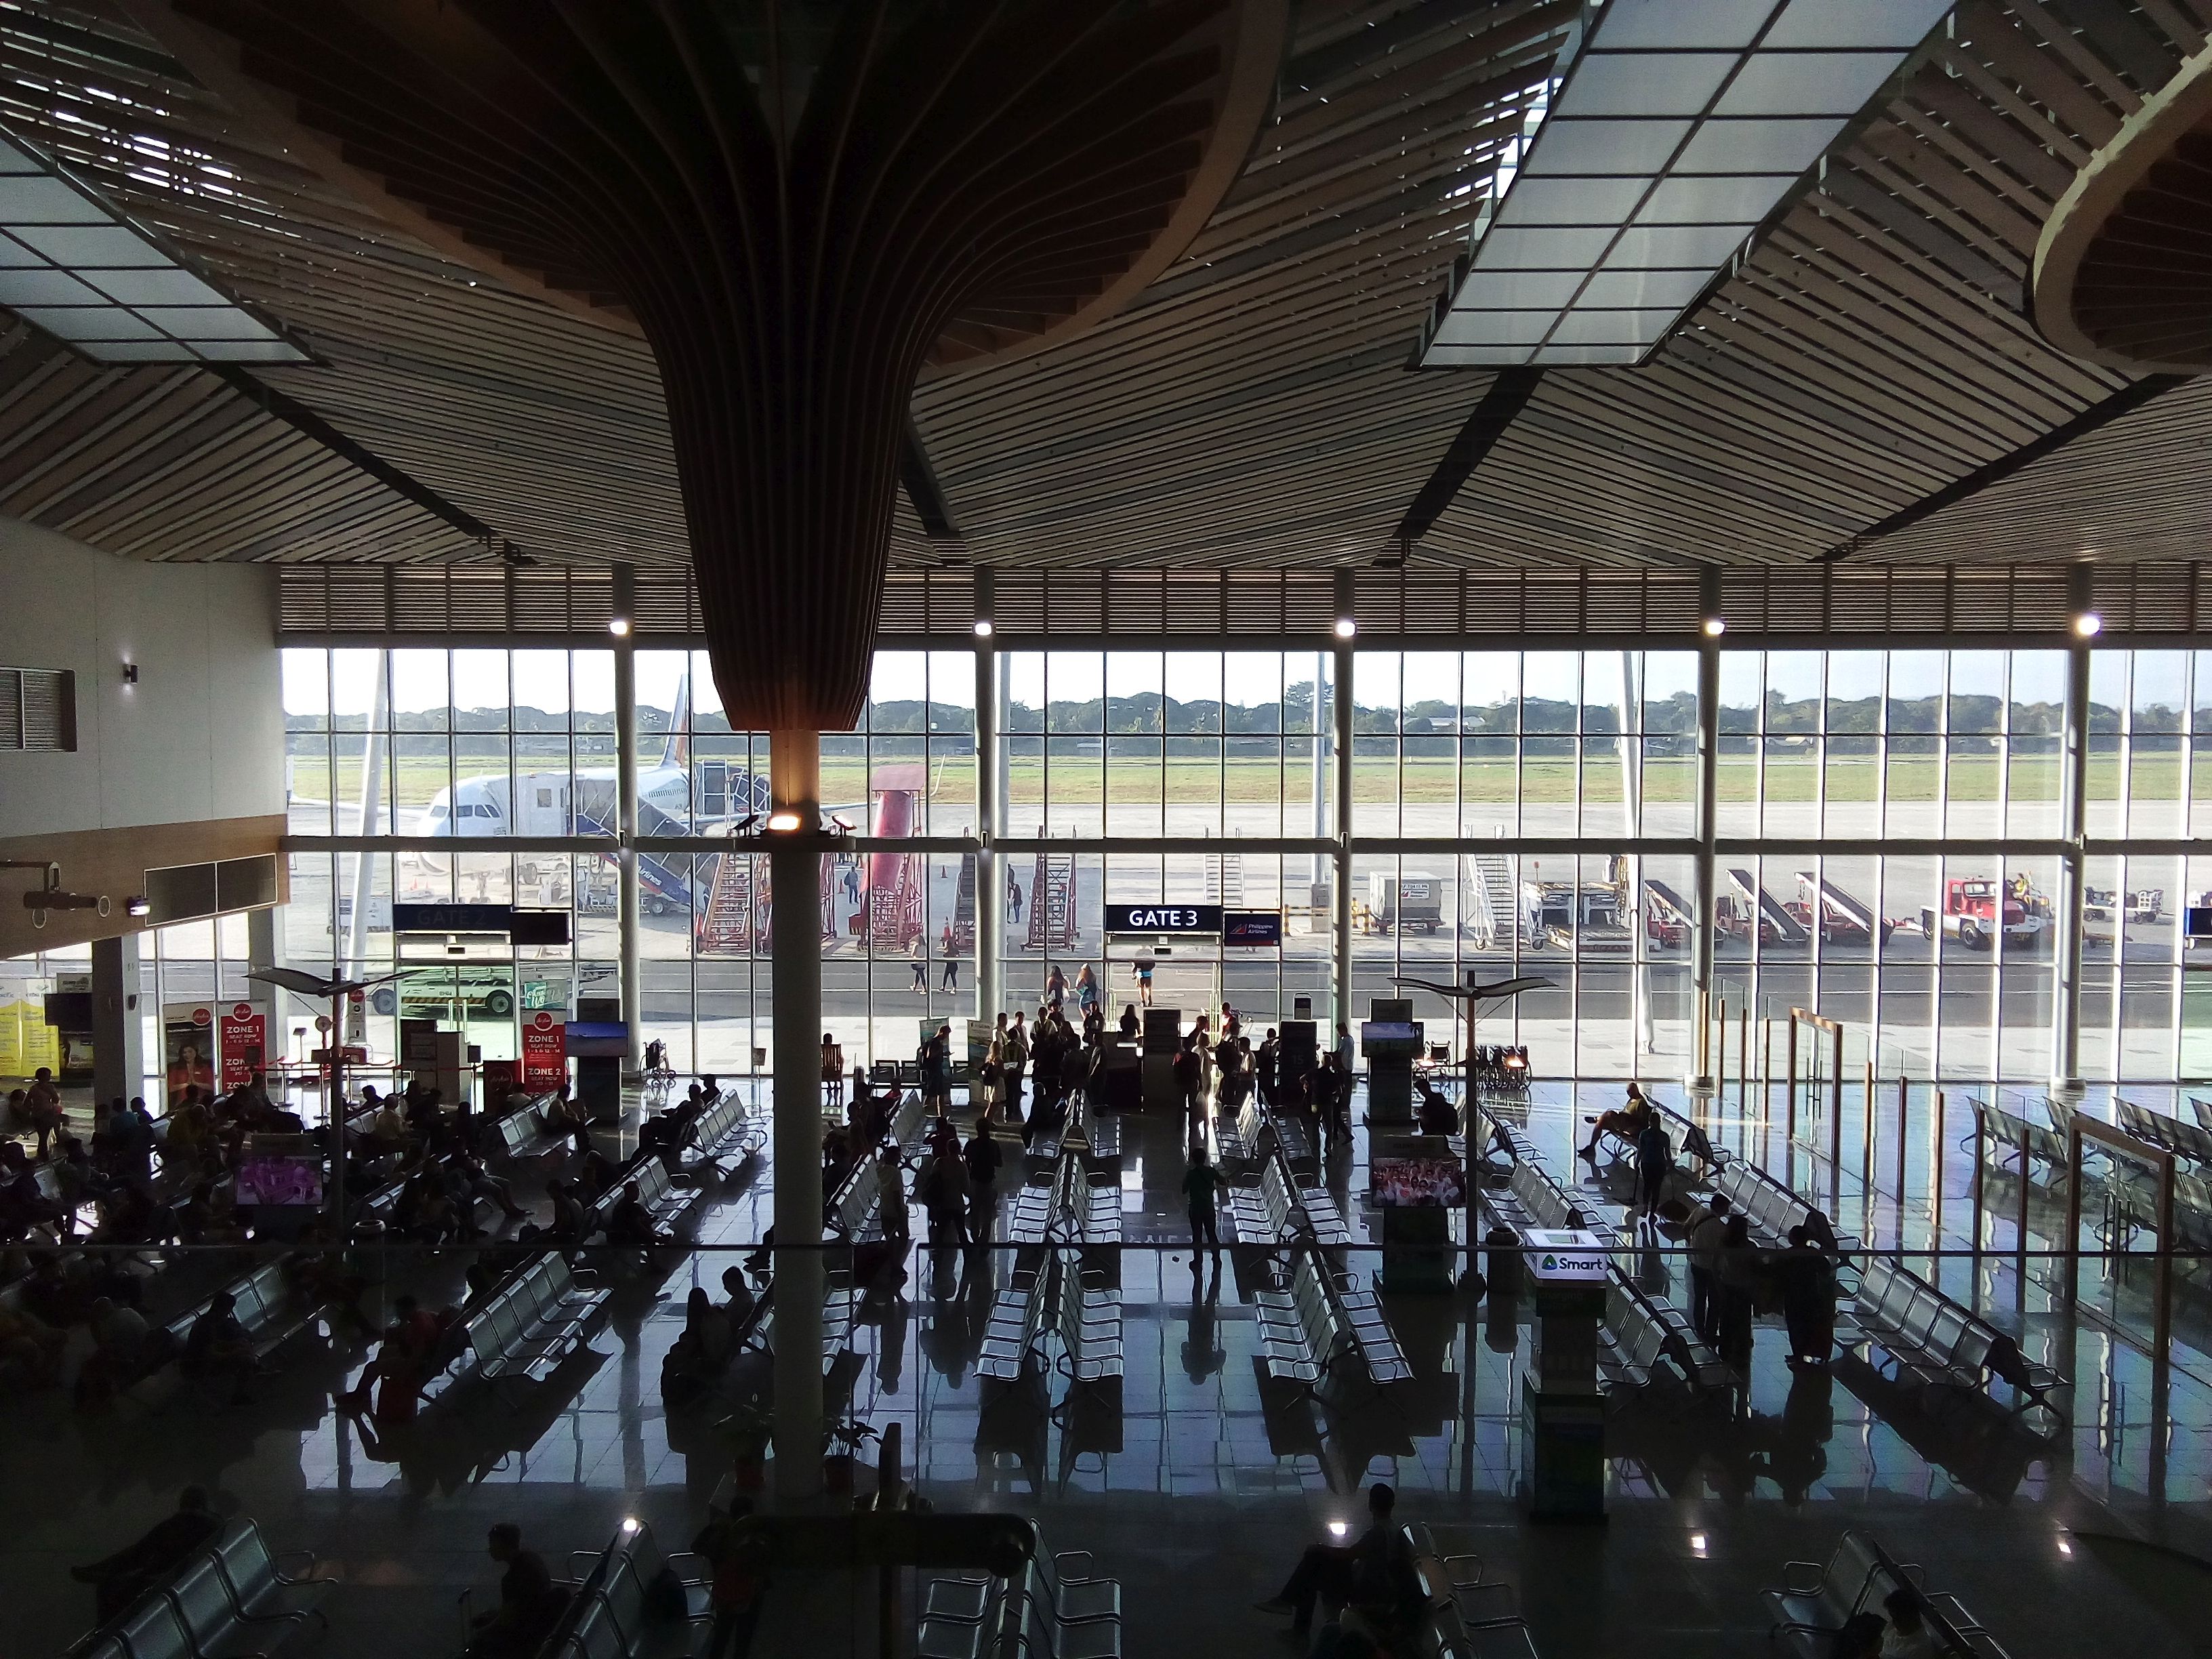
1104,904,1223,935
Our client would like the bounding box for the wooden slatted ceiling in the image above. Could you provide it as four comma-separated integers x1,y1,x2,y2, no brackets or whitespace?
0,0,2208,575
0,320,473,560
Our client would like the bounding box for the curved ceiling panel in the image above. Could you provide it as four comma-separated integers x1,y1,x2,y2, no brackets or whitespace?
136,0,1286,729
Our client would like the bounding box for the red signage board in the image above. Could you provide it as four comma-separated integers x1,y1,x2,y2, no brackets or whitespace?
520,1011,567,1093
220,1001,266,1092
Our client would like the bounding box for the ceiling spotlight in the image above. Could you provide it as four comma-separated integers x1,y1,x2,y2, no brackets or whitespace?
1702,617,1726,638
972,619,994,638
620,1517,641,1535
125,895,150,917
609,616,632,637
121,661,139,684
765,810,802,833
2073,611,2102,638
1334,617,1357,639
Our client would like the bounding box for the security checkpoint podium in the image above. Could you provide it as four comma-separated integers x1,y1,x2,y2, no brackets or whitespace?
1517,1228,1609,1522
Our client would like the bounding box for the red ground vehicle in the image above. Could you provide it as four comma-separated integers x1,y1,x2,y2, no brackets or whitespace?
1921,878,2042,951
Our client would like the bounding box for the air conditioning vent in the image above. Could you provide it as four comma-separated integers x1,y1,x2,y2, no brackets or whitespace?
0,667,76,751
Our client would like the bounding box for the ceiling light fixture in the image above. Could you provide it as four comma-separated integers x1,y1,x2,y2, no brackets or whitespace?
2073,611,2102,638
1702,615,1726,637
0,122,309,364
609,616,632,637
1417,0,1952,367
972,619,994,638
1334,617,1357,639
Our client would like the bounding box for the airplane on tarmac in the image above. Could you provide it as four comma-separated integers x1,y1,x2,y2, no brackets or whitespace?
414,676,775,914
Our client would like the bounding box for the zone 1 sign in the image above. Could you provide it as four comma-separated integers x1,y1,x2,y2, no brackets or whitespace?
1103,903,1223,935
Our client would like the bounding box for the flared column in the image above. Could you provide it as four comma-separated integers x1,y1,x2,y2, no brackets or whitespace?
769,728,824,1505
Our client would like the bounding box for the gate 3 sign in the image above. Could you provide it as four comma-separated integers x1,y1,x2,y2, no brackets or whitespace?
1104,903,1223,935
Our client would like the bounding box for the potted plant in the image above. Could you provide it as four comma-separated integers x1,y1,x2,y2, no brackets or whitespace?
720,1401,773,1492
823,1416,880,1495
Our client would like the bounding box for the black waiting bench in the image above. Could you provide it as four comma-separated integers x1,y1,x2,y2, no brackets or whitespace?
69,1518,327,1659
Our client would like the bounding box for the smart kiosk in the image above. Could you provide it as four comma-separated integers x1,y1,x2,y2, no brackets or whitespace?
1518,1227,1608,1521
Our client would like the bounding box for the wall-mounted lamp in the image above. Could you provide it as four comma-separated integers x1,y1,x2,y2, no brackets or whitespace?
2072,611,2102,638
121,662,139,684
1333,617,1357,640
609,615,632,637
125,895,150,917
972,619,994,638
1702,616,1726,638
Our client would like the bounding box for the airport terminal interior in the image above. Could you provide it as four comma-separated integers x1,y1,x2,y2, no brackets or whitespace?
10,2,2212,1656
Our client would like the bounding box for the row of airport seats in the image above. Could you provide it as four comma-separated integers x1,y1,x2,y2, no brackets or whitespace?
421,1250,609,1409
533,1520,712,1659
1472,1105,1731,1399
1000,1153,1118,1248
1216,1088,1315,1170
68,1519,326,1659
583,1153,709,1244
1256,1243,1412,1410
1838,1256,2066,1429
976,1250,1123,1389
919,1525,1124,1659
1227,1152,1352,1247
1404,1522,1542,1659
1763,1529,2011,1658
1709,1160,1862,1258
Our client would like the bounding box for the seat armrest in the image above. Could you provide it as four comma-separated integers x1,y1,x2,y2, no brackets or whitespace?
1053,1549,1102,1582
1778,1561,1826,1594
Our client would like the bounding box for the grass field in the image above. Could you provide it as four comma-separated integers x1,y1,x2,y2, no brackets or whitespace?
295,746,2205,816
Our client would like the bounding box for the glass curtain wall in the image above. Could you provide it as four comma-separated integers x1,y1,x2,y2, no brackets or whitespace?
263,642,2212,1082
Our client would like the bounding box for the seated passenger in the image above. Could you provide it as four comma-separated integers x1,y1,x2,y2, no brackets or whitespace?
74,1295,161,1405
180,1290,260,1406
70,1486,221,1622
466,1523,565,1659
1254,1482,1423,1638
1878,1587,1941,1658
602,1181,664,1251
1579,1081,1653,1162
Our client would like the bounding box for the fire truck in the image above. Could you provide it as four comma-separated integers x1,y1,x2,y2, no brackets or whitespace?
1921,877,2044,951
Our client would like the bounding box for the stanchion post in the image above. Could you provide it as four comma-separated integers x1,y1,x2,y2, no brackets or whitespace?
2155,1155,2175,1366
2062,1126,2083,1311
1931,1088,1945,1253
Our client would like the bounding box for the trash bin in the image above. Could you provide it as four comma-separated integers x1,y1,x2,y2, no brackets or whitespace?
1486,1226,1523,1298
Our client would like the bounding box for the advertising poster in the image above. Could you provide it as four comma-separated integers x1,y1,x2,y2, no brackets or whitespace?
0,1000,62,1078
236,1134,325,1207
219,1002,267,1092
520,1010,567,1092
164,1003,217,1107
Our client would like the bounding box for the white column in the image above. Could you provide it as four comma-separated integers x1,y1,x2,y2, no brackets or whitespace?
343,651,388,977
1617,650,1650,1061
2053,565,2091,1094
1333,640,1354,1029
975,633,1000,1028
613,565,642,1072
1692,570,1720,1089
92,933,146,1106
769,726,825,1505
